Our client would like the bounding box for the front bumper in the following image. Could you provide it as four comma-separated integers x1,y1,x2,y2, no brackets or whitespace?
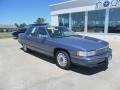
71,48,112,68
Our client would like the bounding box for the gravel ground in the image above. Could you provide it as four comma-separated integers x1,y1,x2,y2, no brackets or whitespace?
0,38,120,90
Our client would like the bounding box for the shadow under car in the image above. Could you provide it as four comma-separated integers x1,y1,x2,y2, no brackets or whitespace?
20,48,108,75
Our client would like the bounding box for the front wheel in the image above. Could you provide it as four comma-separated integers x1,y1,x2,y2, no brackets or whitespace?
56,50,71,69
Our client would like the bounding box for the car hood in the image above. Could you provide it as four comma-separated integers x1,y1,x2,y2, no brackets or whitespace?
54,35,109,51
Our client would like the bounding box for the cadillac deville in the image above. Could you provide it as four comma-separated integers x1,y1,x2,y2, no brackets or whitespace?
18,25,112,69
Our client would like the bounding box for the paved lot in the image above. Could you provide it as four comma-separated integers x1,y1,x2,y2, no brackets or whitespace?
0,38,120,90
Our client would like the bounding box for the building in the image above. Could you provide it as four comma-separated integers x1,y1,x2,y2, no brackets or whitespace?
0,24,17,32
50,0,120,34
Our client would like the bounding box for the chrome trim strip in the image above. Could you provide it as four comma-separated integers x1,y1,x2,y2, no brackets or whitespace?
96,46,108,51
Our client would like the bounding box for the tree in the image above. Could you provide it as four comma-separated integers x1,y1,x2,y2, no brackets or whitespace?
14,23,19,28
14,23,26,28
34,18,46,24
19,23,26,28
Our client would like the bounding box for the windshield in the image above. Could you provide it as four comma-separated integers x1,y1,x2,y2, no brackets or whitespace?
47,27,75,38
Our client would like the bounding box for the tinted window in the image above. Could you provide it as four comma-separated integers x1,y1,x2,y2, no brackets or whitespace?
109,8,120,33
88,10,105,33
59,14,69,27
71,12,85,32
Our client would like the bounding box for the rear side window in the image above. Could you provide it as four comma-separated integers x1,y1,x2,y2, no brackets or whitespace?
25,27,38,37
29,27,38,37
25,27,33,35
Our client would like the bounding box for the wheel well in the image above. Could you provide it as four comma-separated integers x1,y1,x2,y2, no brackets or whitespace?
54,48,70,58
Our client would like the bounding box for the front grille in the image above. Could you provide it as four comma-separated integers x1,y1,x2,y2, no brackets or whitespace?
96,47,108,55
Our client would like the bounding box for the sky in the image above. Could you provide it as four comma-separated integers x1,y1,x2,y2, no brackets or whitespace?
0,0,68,25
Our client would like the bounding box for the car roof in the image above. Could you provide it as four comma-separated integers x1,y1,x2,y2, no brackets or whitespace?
29,24,49,26
34,25,66,28
24,24,49,28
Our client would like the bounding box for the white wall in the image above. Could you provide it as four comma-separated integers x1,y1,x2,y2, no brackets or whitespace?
51,15,59,26
50,0,96,11
51,5,96,15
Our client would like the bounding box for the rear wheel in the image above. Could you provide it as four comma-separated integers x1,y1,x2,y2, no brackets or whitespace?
56,50,71,69
22,44,28,52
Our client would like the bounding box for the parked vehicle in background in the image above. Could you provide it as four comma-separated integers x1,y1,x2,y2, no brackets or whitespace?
18,25,112,69
12,28,26,38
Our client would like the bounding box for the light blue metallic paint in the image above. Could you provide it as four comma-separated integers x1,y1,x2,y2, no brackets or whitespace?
18,26,112,67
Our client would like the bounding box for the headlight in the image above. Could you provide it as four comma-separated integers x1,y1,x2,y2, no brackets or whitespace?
76,51,96,57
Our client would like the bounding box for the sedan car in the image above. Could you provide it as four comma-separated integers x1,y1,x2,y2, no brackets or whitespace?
18,26,112,69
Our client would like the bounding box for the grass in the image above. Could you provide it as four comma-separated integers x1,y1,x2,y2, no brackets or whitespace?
0,32,13,39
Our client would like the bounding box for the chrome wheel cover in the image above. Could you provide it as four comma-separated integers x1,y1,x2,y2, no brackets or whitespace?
57,53,67,67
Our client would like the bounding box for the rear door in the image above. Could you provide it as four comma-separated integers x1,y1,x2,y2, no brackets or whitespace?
25,27,39,50
33,27,48,53
25,26,48,53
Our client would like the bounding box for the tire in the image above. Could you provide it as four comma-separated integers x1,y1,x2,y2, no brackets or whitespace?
56,50,71,69
22,44,28,52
